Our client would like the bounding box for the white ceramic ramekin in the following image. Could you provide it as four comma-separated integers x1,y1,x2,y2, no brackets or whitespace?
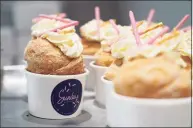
90,61,108,106
25,69,89,119
101,76,113,107
83,55,96,91
106,89,191,127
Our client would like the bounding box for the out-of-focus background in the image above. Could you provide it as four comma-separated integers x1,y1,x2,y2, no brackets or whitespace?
1,1,191,66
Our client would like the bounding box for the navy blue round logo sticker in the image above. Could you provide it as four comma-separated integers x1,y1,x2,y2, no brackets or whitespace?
51,79,82,116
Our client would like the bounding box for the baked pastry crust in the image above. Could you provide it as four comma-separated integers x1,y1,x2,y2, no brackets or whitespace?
113,55,191,98
24,38,84,75
81,38,101,55
95,49,115,67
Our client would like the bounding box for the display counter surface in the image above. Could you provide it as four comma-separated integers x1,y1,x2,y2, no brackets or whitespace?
1,66,107,127
1,97,107,127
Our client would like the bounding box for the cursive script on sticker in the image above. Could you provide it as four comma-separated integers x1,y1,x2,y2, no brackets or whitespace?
51,79,82,116
57,90,79,108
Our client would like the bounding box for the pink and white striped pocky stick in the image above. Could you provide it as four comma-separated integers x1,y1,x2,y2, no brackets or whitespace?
174,14,190,30
147,9,155,27
147,26,170,45
109,19,120,35
129,11,141,46
39,21,79,36
95,6,101,39
39,14,70,23
32,13,67,23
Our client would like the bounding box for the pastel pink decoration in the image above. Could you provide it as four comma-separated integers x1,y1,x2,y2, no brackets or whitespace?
109,19,120,35
139,30,145,35
32,13,67,23
147,9,155,27
181,26,191,32
95,6,101,39
147,26,170,45
174,14,190,30
129,11,141,46
39,14,71,23
39,21,79,36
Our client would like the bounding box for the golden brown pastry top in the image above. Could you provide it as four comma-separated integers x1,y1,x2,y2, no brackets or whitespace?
95,49,115,67
113,53,191,99
24,38,84,75
104,51,187,81
81,38,101,55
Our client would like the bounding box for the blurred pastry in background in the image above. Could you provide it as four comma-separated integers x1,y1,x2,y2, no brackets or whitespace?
81,37,101,55
24,13,84,75
80,7,121,55
155,15,191,69
104,13,191,81
94,23,133,67
177,27,192,69
113,52,191,99
95,48,115,67
96,9,167,68
104,62,120,81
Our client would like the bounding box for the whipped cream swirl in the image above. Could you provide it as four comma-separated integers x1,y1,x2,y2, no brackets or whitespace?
80,19,120,41
45,32,83,58
31,18,83,58
31,19,75,36
101,23,166,59
176,29,192,57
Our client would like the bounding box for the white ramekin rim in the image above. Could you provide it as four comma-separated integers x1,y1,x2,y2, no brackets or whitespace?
101,75,113,84
25,68,89,78
89,61,108,69
112,90,191,105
